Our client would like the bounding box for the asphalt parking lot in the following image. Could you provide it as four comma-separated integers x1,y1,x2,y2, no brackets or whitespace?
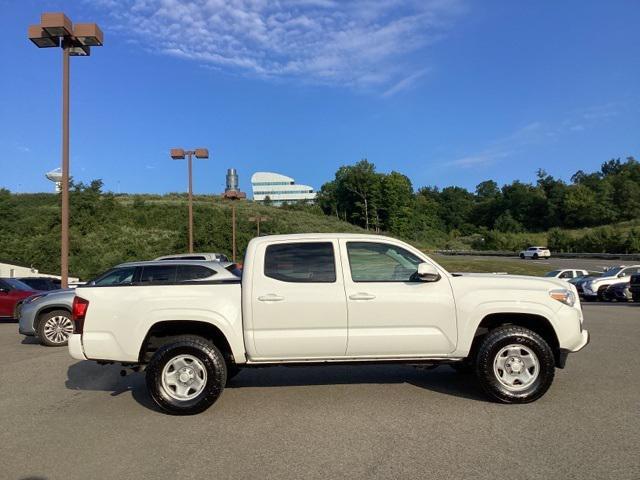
1,304,638,480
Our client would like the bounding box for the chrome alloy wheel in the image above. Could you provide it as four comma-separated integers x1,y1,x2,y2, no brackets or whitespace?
43,315,74,344
161,354,208,401
493,344,540,392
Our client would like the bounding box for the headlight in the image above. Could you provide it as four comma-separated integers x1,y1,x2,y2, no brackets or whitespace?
549,288,576,307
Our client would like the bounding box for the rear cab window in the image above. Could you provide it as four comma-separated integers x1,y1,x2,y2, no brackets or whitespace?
264,242,336,283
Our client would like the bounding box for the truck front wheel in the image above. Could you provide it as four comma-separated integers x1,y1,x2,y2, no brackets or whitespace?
475,326,555,404
146,335,227,415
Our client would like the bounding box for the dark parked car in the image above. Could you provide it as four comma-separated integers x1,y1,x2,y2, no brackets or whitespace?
630,273,640,302
0,278,40,320
17,277,61,291
604,282,632,302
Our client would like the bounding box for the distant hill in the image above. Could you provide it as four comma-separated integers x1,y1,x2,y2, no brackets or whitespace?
0,190,364,280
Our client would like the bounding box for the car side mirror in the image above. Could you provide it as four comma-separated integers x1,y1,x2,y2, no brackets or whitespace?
618,273,626,278
0,287,9,294
416,262,440,282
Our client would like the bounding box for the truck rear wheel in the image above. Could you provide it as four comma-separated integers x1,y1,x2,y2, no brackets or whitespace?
475,326,555,404
146,335,227,415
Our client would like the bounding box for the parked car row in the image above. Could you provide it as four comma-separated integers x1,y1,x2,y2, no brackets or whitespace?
571,265,640,302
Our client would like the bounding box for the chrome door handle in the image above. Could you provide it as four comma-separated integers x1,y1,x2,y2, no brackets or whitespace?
258,294,284,302
349,293,376,301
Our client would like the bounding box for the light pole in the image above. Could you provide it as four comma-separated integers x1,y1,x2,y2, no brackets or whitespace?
222,190,246,262
170,148,209,253
29,13,103,288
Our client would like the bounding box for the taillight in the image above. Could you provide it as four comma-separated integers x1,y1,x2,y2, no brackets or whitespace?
72,296,89,334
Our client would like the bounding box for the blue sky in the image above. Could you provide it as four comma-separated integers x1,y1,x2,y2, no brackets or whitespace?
1,0,638,195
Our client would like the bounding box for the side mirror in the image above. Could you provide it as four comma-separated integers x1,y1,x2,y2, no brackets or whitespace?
618,273,626,278
416,262,440,282
0,287,9,294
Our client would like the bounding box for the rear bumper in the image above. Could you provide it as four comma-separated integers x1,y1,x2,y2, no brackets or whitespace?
68,334,87,360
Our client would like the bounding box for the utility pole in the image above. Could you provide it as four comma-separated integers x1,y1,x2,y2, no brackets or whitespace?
248,215,269,237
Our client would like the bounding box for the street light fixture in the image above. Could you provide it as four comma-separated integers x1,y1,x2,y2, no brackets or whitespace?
171,148,209,253
28,12,103,288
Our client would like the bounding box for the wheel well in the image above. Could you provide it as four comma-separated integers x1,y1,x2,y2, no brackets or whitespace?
35,306,71,329
139,321,234,365
470,313,561,367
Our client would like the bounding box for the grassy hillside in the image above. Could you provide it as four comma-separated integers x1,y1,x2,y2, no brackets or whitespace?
0,191,364,280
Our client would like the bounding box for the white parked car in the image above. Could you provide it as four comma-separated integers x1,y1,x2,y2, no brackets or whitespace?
69,234,589,414
154,252,229,262
544,269,589,281
519,246,551,260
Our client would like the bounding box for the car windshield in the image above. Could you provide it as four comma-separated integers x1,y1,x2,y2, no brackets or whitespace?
4,278,35,290
601,267,623,278
544,270,561,277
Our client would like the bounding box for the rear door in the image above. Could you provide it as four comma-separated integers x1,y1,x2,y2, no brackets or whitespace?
339,240,457,357
248,240,348,359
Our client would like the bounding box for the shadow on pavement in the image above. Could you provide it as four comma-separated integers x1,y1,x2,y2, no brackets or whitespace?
21,336,41,345
229,364,489,402
65,361,159,411
67,359,488,411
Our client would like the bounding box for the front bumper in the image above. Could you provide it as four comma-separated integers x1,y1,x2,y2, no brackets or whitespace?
18,302,38,336
558,330,590,368
68,334,87,360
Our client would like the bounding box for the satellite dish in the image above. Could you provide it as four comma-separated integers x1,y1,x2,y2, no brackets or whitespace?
45,168,62,192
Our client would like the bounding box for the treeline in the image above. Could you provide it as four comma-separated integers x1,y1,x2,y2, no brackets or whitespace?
0,181,362,280
316,157,640,252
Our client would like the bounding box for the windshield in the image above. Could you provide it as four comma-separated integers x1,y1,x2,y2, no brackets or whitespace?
601,267,623,278
544,270,561,277
4,278,35,290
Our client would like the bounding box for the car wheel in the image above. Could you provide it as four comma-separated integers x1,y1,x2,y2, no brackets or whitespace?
532,253,539,259
146,335,227,415
597,286,610,301
475,325,555,404
519,253,525,259
37,310,74,347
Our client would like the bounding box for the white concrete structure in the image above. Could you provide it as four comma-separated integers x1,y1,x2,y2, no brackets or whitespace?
251,172,316,205
0,261,79,283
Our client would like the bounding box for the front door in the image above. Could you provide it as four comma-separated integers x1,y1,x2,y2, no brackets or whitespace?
248,240,348,360
339,240,457,357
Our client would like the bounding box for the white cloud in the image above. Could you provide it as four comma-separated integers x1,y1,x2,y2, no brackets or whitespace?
89,0,464,89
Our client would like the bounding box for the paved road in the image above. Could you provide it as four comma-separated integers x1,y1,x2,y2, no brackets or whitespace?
1,304,639,480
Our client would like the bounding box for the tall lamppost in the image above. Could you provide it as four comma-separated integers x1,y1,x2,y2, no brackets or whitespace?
28,13,103,288
170,148,209,253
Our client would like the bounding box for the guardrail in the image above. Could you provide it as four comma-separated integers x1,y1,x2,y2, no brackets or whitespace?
434,250,640,261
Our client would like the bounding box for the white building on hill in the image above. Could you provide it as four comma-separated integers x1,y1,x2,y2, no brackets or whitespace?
251,172,317,205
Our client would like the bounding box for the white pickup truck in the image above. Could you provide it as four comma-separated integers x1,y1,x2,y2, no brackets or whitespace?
69,234,589,414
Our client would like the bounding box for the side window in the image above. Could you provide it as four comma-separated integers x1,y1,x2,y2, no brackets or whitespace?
264,242,336,283
176,265,216,282
347,242,423,282
559,271,573,279
138,265,177,285
93,267,136,286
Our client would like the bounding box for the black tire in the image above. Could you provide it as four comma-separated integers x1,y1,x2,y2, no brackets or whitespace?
145,335,227,415
532,253,539,259
475,325,555,404
37,309,74,347
597,285,610,301
519,253,525,259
